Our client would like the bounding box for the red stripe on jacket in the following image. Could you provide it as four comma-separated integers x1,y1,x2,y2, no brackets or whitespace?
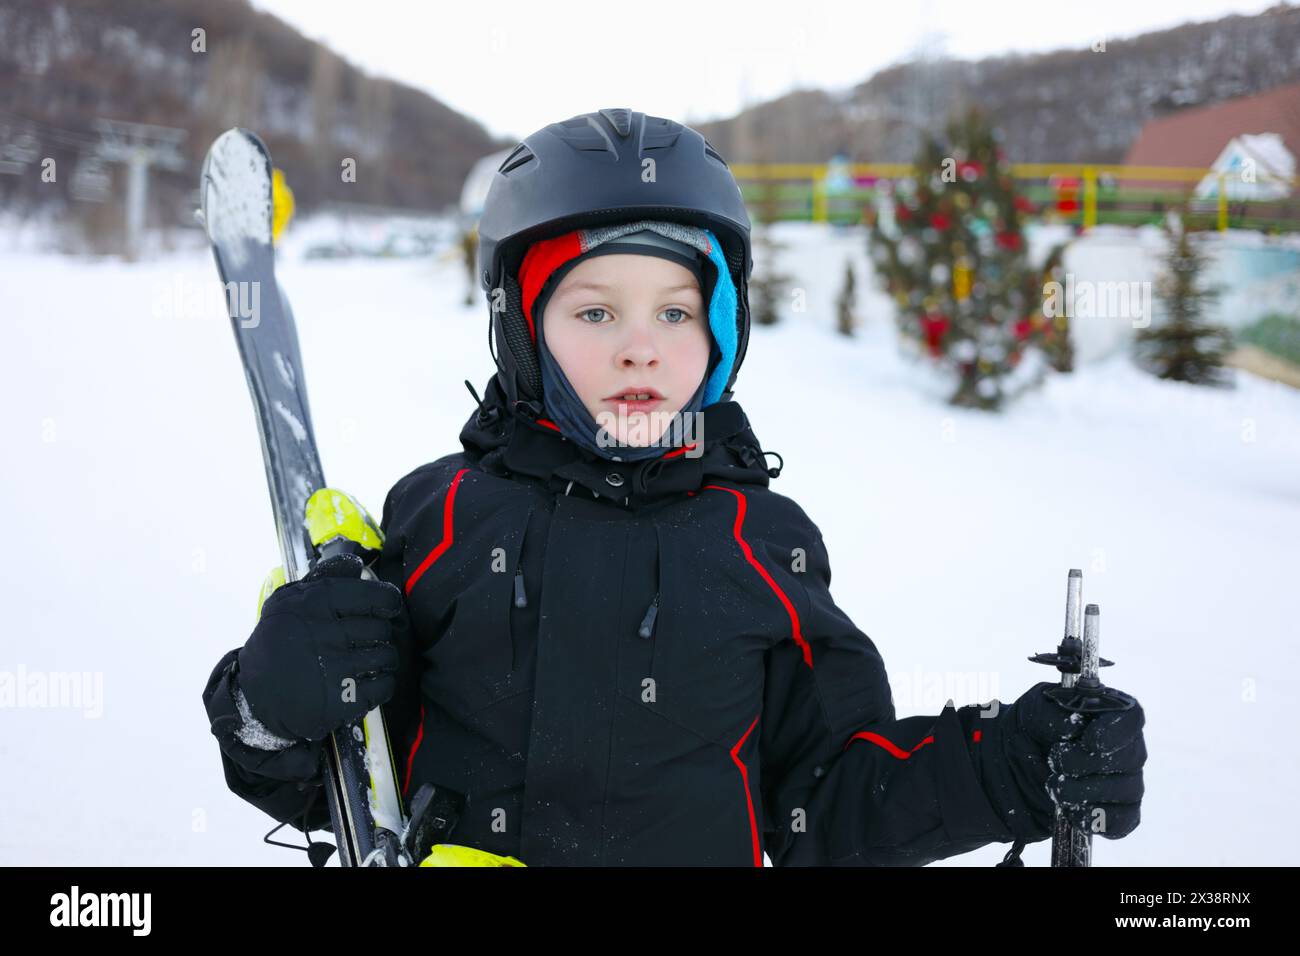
843,729,935,757
401,468,469,794
842,723,983,756
403,703,426,798
730,713,763,867
703,484,812,667
405,468,469,596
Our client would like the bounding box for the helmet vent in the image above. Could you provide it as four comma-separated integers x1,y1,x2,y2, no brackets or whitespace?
499,144,535,175
642,115,682,151
702,140,729,169
554,118,616,155
598,108,633,137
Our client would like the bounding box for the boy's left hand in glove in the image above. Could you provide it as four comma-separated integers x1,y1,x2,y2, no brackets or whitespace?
999,681,1147,839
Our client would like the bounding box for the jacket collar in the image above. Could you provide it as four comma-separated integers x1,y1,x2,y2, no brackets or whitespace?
459,376,776,508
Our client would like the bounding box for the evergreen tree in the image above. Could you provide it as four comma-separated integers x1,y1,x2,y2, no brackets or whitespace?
749,161,793,327
836,259,858,337
1134,213,1233,386
749,226,793,326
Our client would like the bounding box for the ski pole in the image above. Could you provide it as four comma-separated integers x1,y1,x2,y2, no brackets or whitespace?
1026,569,1136,867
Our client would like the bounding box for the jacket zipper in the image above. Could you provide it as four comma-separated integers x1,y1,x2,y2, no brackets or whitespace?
637,593,659,639
513,567,527,608
637,523,663,640
510,511,533,608
506,509,535,673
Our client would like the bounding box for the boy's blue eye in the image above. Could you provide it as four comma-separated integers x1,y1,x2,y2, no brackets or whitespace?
578,307,691,324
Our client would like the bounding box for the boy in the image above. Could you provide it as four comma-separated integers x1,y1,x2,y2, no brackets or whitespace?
203,108,1145,866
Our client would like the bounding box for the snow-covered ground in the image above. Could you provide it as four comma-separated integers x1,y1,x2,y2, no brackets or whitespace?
2,221,1298,865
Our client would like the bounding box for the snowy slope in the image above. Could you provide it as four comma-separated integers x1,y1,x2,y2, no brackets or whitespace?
2,221,1298,865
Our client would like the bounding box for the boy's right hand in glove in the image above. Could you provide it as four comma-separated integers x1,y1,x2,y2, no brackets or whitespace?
235,552,409,744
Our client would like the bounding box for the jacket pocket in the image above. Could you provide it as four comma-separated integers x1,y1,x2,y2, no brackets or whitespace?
641,524,771,748
416,506,533,719
495,505,536,695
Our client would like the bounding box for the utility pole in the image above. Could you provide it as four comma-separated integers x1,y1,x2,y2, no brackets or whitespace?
92,119,187,259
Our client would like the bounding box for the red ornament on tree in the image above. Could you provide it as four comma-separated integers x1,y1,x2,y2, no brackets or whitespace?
930,212,951,230
921,314,950,356
996,230,1022,250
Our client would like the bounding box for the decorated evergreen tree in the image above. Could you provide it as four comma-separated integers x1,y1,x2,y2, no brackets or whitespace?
868,107,1070,409
1133,212,1232,386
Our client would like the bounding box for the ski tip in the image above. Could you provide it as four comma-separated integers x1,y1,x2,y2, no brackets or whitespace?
231,126,272,156
199,127,274,251
1085,603,1099,614
1068,568,1083,577
212,126,270,152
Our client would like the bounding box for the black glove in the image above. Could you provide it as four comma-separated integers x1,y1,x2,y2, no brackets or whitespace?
1003,680,1146,839
235,553,409,743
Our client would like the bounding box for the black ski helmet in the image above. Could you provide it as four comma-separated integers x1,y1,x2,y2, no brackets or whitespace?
476,108,753,411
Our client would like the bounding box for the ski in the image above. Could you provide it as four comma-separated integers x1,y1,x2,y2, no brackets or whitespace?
197,127,409,866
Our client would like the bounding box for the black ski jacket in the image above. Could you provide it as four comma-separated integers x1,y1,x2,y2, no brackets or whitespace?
203,375,1052,865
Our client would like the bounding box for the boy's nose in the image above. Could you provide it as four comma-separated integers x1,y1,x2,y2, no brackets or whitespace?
618,346,660,369
615,324,661,367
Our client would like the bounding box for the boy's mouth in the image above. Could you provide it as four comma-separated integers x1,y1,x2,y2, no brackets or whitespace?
604,387,664,411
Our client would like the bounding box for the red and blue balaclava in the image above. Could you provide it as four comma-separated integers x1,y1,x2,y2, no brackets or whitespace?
516,219,738,462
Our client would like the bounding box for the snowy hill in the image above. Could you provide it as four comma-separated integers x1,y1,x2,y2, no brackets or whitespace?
3,221,1298,865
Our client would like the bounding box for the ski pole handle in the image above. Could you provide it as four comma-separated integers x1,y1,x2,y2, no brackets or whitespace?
1021,569,1134,866
1050,573,1090,866
1049,601,1095,867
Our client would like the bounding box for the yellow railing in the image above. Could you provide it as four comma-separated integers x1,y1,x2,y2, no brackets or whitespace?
731,162,1300,233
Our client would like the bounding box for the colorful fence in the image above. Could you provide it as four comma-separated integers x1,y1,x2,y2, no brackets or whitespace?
730,162,1300,233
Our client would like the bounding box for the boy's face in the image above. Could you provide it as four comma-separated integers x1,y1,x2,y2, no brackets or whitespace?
542,253,710,447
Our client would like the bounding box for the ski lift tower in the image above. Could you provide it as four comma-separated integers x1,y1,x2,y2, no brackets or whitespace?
92,119,187,259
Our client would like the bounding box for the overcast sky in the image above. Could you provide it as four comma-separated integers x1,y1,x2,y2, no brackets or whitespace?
250,0,1283,141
